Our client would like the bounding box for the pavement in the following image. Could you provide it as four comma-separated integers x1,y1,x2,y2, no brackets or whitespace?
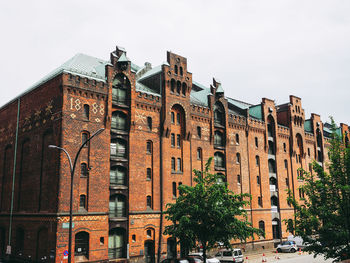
241,250,333,263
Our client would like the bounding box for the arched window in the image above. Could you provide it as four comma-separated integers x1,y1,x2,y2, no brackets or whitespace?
197,148,202,160
284,159,288,169
147,195,152,209
111,111,127,131
256,155,260,166
182,83,187,95
259,221,265,233
180,67,183,76
171,157,176,171
268,159,276,173
177,158,182,171
214,152,225,168
172,182,177,198
214,131,224,147
109,228,126,259
214,104,225,126
109,194,126,217
267,115,275,138
236,134,239,145
111,138,127,158
283,143,287,152
171,133,175,147
112,74,130,105
146,168,152,180
271,196,278,207
110,166,126,186
176,81,181,94
255,137,258,147
269,177,277,186
272,218,281,239
170,79,175,93
177,134,181,147
217,173,225,185
75,231,89,258
79,195,87,210
197,126,201,138
174,65,178,75
82,132,89,147
83,104,90,120
237,174,241,184
171,112,175,123
146,141,152,154
236,153,240,164
258,197,263,207
81,163,88,177
147,117,152,131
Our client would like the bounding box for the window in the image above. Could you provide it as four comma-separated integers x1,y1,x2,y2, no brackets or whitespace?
286,178,289,187
170,79,175,93
259,221,265,233
237,174,241,184
75,231,89,258
177,134,181,147
108,228,126,259
197,148,202,160
268,159,276,173
214,102,225,126
182,83,186,95
79,195,86,210
110,139,126,158
109,195,126,217
268,141,275,155
197,126,201,138
214,131,224,147
146,168,152,180
100,237,104,245
284,159,288,169
172,182,177,198
174,65,178,74
110,166,126,186
236,134,239,145
180,67,183,76
296,154,299,163
83,104,90,120
176,113,180,124
147,117,152,131
146,229,152,238
146,195,152,209
171,112,175,123
111,112,127,130
171,157,176,171
177,81,181,94
308,148,310,156
177,158,182,172
256,155,260,166
112,75,129,105
271,196,278,207
171,134,175,147
146,141,152,154
132,235,136,242
214,152,225,168
299,188,305,199
258,197,263,207
236,153,240,164
82,132,89,147
81,163,88,177
283,143,287,152
257,175,260,185
255,137,258,147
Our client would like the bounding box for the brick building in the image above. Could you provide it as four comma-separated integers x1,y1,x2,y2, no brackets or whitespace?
0,45,349,262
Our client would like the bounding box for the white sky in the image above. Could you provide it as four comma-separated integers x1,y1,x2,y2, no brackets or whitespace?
1,0,349,124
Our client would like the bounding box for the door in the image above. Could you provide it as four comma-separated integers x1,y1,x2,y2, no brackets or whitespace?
145,240,155,263
75,232,89,258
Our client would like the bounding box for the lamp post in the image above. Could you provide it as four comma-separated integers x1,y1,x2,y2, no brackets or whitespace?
49,128,105,263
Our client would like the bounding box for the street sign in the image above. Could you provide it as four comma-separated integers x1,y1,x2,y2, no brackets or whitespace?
6,245,11,255
63,250,69,256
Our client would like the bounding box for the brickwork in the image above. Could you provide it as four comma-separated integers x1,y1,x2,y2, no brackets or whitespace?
0,46,347,262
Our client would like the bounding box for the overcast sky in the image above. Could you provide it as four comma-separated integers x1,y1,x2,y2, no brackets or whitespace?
1,0,349,124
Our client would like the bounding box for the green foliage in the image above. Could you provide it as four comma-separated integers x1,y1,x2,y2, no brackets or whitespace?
164,157,262,261
286,120,350,262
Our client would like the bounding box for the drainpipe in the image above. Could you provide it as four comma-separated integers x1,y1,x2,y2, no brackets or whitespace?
7,98,20,258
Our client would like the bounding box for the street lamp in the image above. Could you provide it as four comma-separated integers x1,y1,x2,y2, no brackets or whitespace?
49,127,105,263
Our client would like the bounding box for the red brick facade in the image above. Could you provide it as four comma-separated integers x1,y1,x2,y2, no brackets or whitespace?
0,46,348,262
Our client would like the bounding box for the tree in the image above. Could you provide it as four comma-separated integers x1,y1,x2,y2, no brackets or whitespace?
164,158,262,262
286,121,350,262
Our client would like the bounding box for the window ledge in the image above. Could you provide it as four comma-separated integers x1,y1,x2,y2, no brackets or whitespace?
214,145,225,150
171,171,183,175
109,217,128,222
214,167,226,171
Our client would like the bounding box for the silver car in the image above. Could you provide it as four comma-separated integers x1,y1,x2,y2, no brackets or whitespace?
215,249,244,263
276,241,297,253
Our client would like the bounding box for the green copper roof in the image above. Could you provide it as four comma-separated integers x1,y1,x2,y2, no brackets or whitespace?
216,84,224,94
118,53,130,63
249,104,263,120
227,98,251,110
304,120,313,133
190,87,211,107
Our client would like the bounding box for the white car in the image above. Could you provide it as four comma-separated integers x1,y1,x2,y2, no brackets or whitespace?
276,241,297,253
188,252,220,263
215,249,244,263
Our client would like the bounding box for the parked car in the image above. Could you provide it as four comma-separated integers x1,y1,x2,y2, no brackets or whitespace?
161,258,190,263
186,255,203,263
188,252,220,263
287,235,305,248
276,241,298,253
215,249,244,263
